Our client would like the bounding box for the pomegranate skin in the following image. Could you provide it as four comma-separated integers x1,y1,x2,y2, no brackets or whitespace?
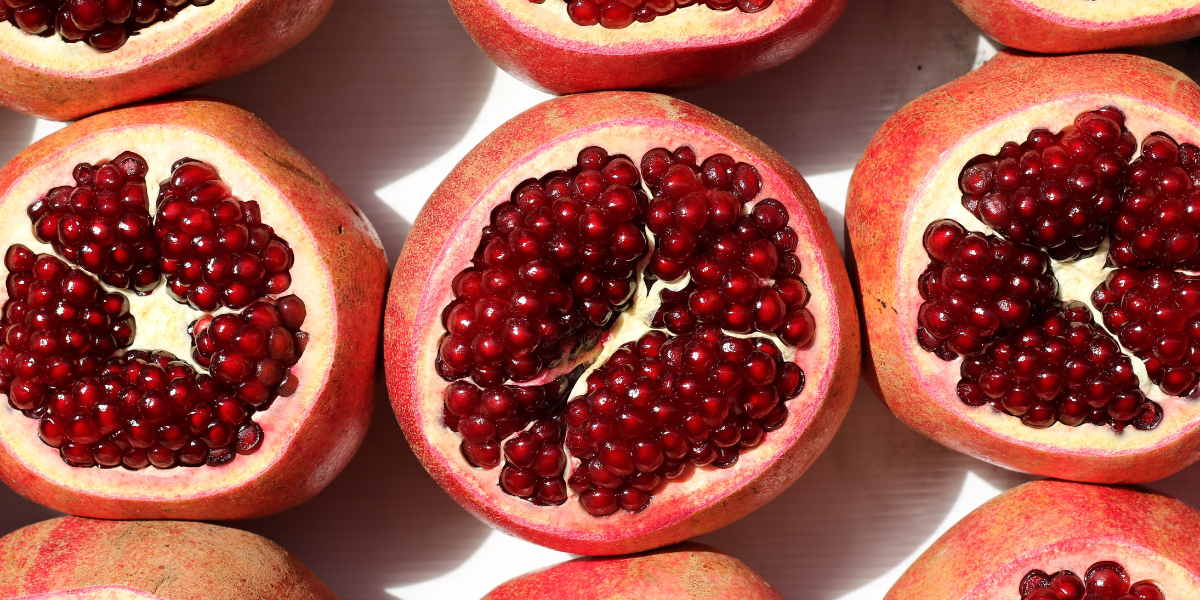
846,51,1200,483
954,0,1200,54
0,98,388,520
482,542,784,599
0,516,338,599
885,480,1200,599
450,0,847,94
385,91,859,555
0,0,333,121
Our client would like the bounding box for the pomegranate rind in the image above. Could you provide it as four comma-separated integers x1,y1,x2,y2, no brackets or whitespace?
450,0,847,94
385,91,859,555
847,51,1200,483
885,480,1200,599
0,516,338,599
0,98,388,519
953,0,1200,54
482,541,784,599
0,0,333,121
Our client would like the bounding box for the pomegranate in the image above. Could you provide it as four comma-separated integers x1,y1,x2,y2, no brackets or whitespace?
0,0,332,121
952,0,1200,54
884,480,1200,600
448,0,846,93
385,91,858,555
482,541,784,599
0,516,338,599
846,51,1200,483
0,98,388,519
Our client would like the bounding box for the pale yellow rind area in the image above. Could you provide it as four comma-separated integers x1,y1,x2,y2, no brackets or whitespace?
18,586,164,600
1017,0,1200,23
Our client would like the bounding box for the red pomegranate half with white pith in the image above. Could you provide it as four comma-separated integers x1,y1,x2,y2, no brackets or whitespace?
385,91,858,555
0,98,388,519
885,480,1200,600
448,0,846,94
0,0,331,121
953,0,1200,54
847,51,1200,483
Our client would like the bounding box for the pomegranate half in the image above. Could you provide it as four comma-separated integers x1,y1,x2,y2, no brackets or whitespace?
449,0,847,94
953,0,1200,54
0,516,338,599
0,98,388,519
885,480,1200,600
385,91,859,555
483,541,783,599
0,0,332,121
846,51,1200,483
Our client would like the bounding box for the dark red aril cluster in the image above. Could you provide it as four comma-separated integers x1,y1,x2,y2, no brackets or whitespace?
1,0,214,52
2,152,307,470
1093,268,1200,397
1020,561,1165,600
563,328,800,516
956,301,1160,431
535,0,772,30
1108,133,1200,269
438,144,813,517
917,219,1058,360
28,152,160,295
960,107,1135,261
156,158,295,312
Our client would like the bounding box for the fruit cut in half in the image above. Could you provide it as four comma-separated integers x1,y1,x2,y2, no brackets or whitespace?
385,91,859,555
952,0,1200,54
482,541,784,599
885,480,1200,600
448,0,847,94
0,516,339,599
0,0,332,121
0,98,388,519
847,51,1200,483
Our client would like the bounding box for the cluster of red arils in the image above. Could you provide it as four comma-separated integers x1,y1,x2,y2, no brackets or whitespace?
1,0,213,52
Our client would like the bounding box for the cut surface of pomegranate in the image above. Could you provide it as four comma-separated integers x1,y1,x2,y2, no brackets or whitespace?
0,99,386,520
539,0,773,29
847,51,1200,483
1,0,214,52
387,91,858,554
884,480,1200,600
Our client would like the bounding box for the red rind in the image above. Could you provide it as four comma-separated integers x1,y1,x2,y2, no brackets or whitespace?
846,51,1200,482
0,98,388,519
884,480,1200,599
450,0,847,94
953,0,1200,54
482,542,785,599
385,91,859,554
0,516,338,599
0,0,333,121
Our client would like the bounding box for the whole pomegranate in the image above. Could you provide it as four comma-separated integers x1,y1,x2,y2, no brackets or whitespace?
385,91,859,555
848,51,1200,483
885,480,1200,599
0,0,332,121
0,98,388,520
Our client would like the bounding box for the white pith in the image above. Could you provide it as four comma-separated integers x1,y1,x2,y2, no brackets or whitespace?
900,93,1200,451
0,0,248,75
0,125,334,497
486,0,810,50
17,587,164,600
412,119,838,535
965,539,1200,598
1014,0,1200,24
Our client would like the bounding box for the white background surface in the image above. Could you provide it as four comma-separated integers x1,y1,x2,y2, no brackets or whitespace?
2,0,1200,598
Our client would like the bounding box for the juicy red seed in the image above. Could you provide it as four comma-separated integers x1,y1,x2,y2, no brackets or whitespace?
6,0,213,50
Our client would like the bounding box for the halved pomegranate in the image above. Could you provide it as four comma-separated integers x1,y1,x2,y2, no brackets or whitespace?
953,0,1200,54
448,0,846,94
885,480,1200,599
385,91,858,555
0,98,388,519
0,516,338,599
0,0,331,121
846,51,1200,483
483,541,784,599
